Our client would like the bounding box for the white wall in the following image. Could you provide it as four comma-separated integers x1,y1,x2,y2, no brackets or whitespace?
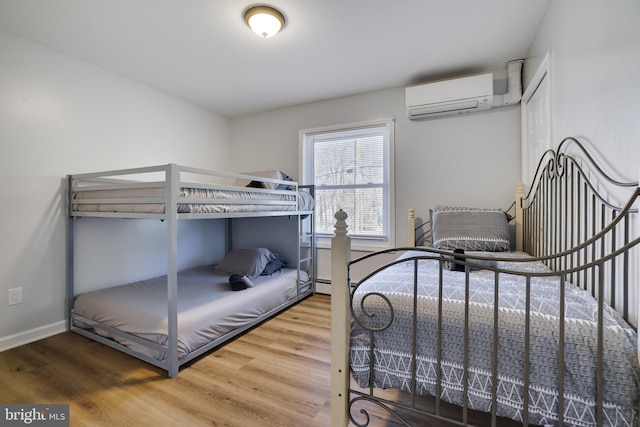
525,0,640,183
231,84,522,283
0,30,232,348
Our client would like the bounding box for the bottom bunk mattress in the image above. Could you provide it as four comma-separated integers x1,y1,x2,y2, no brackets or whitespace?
350,251,639,426
73,265,307,361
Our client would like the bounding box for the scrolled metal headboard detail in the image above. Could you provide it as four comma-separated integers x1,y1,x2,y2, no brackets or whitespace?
524,136,638,205
521,136,639,325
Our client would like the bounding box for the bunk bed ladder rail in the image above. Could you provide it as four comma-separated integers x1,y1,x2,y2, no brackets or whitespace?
297,184,316,296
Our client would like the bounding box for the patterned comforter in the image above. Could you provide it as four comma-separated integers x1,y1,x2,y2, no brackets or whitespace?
350,251,639,426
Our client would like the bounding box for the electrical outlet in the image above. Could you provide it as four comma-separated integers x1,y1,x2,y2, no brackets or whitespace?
8,287,23,306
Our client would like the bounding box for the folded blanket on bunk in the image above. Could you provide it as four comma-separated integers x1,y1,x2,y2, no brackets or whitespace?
229,274,255,291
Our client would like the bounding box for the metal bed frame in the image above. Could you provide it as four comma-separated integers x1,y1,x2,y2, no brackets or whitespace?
330,137,640,426
67,163,315,377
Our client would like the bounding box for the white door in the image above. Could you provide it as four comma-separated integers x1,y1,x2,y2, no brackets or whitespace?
521,52,552,189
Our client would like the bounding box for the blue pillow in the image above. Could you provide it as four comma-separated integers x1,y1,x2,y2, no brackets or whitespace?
261,258,287,275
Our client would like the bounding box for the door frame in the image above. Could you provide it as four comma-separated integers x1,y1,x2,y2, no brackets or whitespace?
521,51,553,187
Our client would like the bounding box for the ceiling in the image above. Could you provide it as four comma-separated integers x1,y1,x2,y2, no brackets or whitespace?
0,0,550,118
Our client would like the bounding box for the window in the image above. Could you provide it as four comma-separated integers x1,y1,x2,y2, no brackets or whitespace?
300,119,395,249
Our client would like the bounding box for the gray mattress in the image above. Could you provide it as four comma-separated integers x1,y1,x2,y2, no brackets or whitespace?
350,250,639,426
73,265,306,361
73,186,315,214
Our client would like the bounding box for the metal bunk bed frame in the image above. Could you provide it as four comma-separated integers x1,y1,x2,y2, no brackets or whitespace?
66,163,315,377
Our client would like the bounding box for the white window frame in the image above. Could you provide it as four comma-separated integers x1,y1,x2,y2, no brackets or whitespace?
299,118,395,251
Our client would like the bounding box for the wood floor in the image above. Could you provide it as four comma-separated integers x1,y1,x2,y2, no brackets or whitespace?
0,295,515,427
0,295,333,427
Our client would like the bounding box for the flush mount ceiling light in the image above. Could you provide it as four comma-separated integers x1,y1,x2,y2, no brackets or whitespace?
244,5,286,38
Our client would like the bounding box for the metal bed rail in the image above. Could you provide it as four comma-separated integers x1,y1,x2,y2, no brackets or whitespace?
69,163,305,220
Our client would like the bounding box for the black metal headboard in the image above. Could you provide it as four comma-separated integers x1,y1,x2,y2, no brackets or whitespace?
520,136,639,325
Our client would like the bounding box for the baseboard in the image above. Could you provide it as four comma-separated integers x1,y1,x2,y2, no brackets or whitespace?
0,320,67,352
315,281,331,295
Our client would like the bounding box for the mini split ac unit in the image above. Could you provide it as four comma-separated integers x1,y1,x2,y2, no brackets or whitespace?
405,73,494,120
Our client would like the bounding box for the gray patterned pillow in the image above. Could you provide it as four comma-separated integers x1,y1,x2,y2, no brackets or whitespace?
431,206,510,252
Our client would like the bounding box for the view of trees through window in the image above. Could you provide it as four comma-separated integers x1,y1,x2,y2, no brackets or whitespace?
313,132,384,236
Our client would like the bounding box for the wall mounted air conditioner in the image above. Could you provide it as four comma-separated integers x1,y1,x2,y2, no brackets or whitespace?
406,73,494,120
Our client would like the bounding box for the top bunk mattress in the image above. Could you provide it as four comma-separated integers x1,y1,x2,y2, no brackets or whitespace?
72,265,308,361
72,186,315,214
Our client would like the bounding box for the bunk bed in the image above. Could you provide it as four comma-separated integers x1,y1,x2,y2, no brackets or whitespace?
330,137,640,426
67,164,315,377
